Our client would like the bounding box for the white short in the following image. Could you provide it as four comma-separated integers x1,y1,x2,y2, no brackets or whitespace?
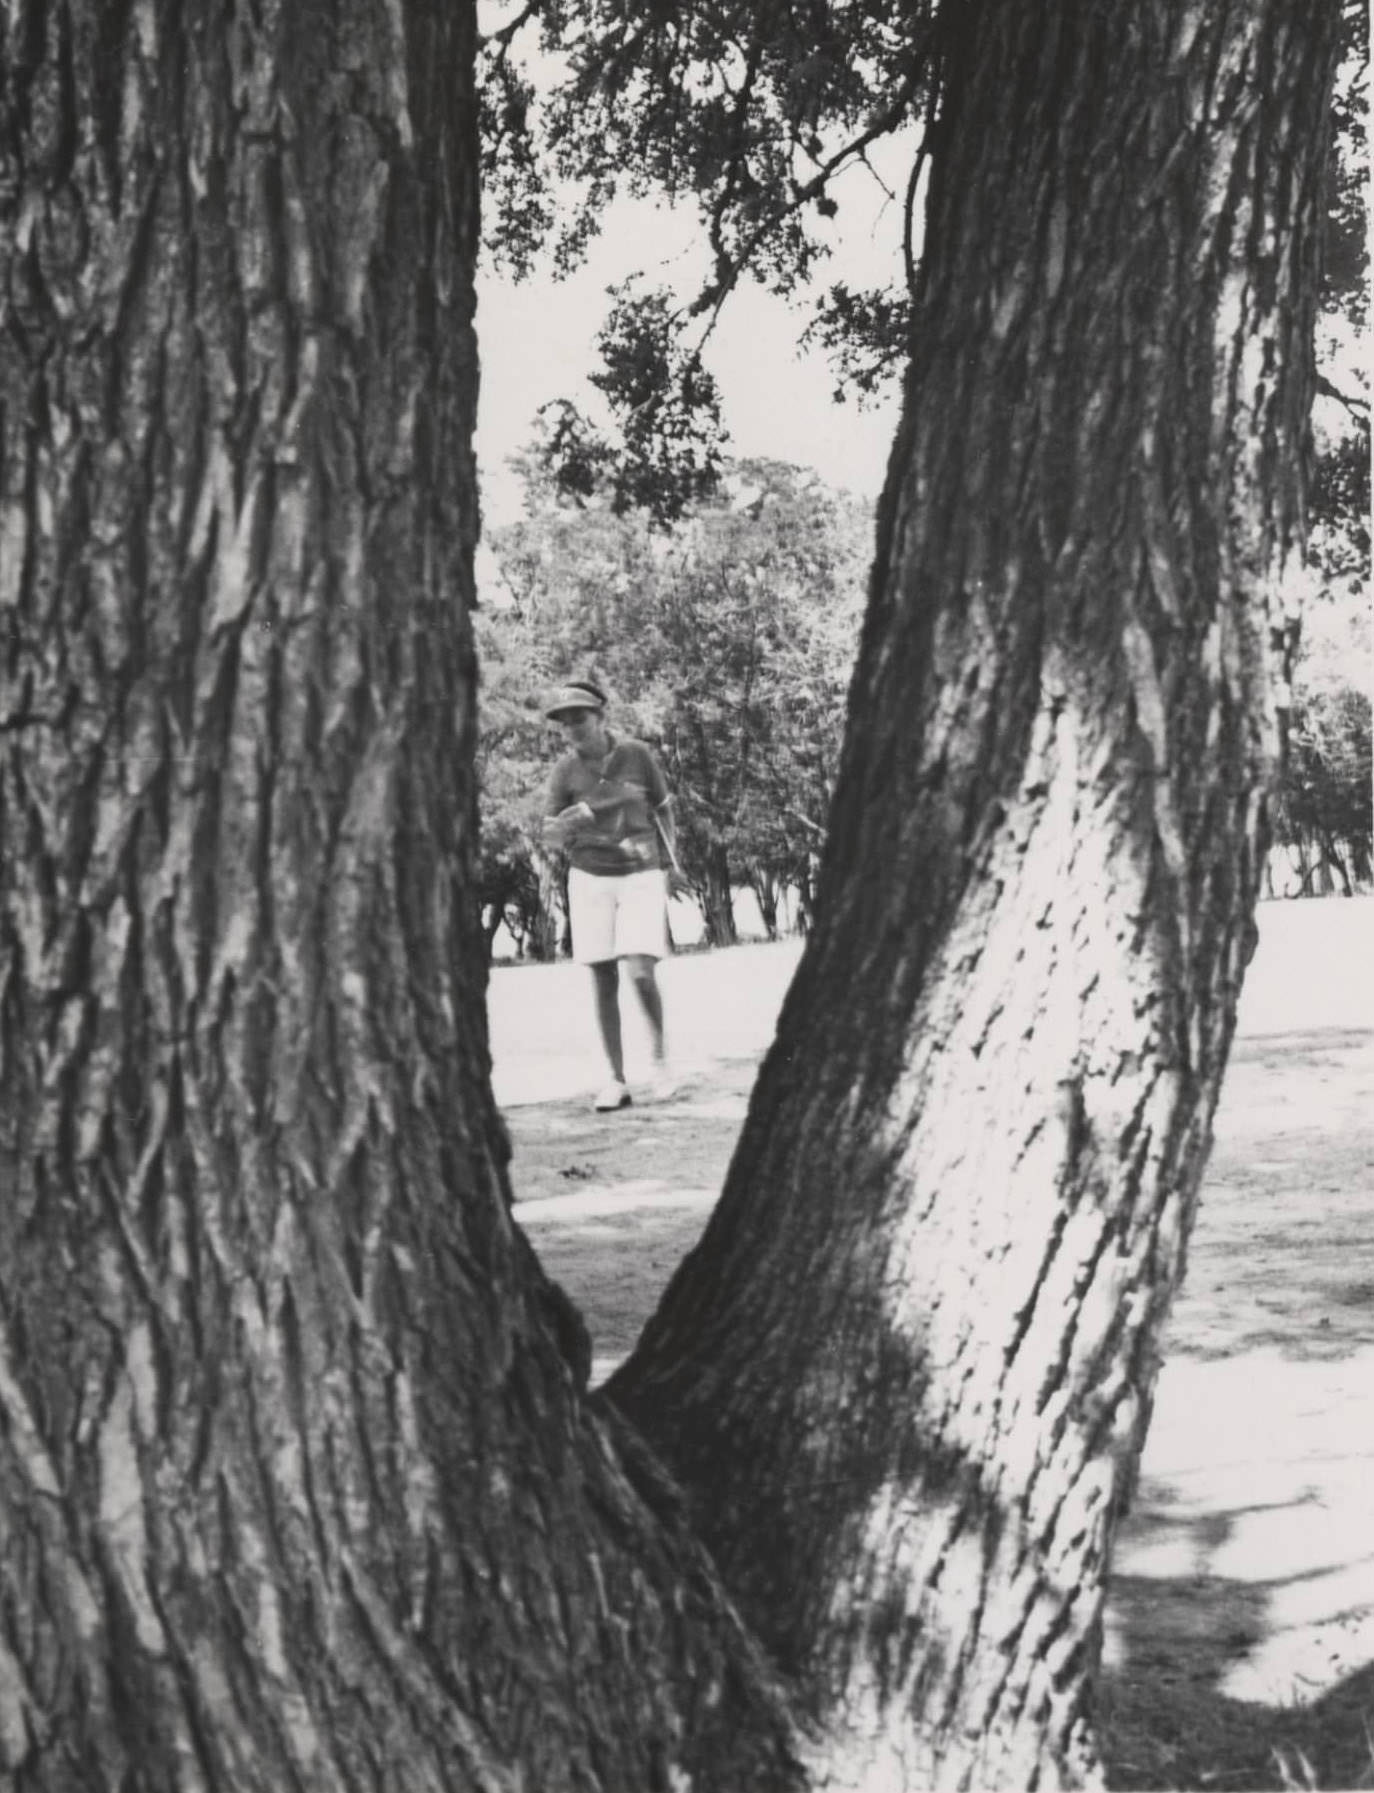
568,867,668,965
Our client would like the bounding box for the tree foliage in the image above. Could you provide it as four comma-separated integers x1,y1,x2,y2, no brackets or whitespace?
1323,0,1369,323
481,0,933,299
1281,682,1373,886
473,621,566,955
1296,327,1371,888
478,0,933,506
531,289,729,522
1273,553,1373,891
1309,426,1371,582
481,0,1365,400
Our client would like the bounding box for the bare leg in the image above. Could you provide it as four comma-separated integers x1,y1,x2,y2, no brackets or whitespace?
624,954,666,1064
590,961,625,1082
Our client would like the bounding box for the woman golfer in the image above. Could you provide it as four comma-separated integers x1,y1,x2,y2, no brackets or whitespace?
541,679,685,1111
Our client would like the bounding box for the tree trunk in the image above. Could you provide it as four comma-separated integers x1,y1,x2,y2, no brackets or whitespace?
793,860,819,935
548,856,574,957
1322,833,1353,896
528,851,561,961
482,899,506,956
699,845,738,947
609,3,1338,1787
0,5,798,1788
750,867,782,941
1352,834,1373,888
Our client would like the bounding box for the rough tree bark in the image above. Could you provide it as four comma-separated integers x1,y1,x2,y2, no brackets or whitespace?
0,3,798,1788
609,2,1339,1787
0,0,1340,1791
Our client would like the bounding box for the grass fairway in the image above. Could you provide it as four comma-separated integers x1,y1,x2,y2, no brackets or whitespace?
492,896,1374,1789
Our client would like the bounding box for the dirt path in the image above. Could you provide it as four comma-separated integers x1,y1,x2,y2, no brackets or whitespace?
495,899,1374,1788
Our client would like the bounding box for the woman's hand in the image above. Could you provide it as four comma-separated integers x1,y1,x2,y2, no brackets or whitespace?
542,802,593,848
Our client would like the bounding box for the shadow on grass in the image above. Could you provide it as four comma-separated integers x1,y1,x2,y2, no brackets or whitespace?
1101,1495,1374,1790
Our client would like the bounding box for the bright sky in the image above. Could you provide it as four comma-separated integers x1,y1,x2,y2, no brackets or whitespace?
474,173,908,528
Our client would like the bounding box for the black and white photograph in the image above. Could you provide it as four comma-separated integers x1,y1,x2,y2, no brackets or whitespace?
0,2,1369,1788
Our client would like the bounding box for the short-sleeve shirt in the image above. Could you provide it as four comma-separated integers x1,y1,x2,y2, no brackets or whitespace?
546,735,670,877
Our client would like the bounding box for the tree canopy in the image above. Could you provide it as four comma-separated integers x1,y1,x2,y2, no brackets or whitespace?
480,0,1366,443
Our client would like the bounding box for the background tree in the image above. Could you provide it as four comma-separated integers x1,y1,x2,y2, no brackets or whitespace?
0,3,1348,1792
